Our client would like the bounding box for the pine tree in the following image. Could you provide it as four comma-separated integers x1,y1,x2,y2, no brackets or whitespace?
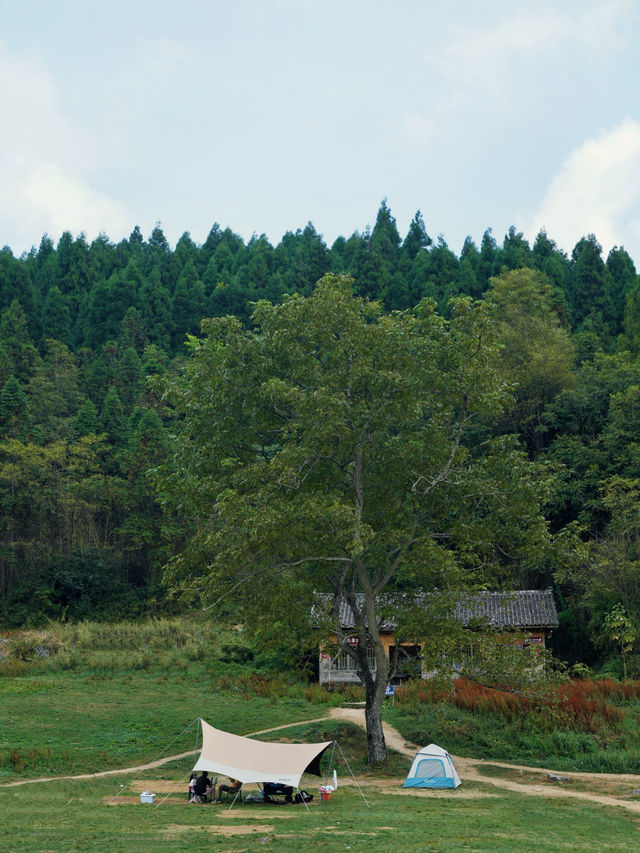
569,235,616,344
101,387,127,446
607,246,637,334
118,347,144,411
43,285,71,345
171,259,206,350
0,376,31,439
73,398,99,436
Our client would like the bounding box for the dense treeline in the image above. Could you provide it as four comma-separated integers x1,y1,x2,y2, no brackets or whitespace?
1,201,640,674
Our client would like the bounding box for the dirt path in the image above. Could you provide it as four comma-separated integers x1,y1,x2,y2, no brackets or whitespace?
4,707,640,815
0,716,332,790
329,707,640,815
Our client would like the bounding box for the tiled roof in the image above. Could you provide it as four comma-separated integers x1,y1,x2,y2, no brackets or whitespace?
453,590,559,629
319,589,558,630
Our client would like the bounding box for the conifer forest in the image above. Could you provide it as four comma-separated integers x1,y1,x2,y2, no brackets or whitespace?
2,201,640,676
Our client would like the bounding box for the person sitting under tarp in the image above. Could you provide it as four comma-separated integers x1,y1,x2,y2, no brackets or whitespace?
191,770,212,803
217,777,242,802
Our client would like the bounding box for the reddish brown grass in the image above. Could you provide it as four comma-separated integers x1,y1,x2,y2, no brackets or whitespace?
395,676,639,734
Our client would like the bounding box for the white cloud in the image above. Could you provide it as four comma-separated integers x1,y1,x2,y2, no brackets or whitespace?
20,166,129,243
0,40,129,252
520,118,640,256
432,0,630,89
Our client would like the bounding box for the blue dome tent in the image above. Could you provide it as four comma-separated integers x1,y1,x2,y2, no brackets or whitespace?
403,743,461,789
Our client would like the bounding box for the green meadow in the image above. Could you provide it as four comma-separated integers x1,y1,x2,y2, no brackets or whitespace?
2,769,639,852
2,619,640,851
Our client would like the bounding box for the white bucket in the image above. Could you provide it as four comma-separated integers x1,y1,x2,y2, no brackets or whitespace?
140,792,155,804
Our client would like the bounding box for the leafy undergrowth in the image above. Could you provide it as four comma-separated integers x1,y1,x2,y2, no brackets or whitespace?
0,616,364,704
386,677,640,773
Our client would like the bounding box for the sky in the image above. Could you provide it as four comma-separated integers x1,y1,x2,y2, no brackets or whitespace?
1,0,640,263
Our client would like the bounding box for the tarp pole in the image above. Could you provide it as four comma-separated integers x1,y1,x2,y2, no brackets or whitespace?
155,772,191,809
322,739,338,791
296,785,311,813
195,717,200,765
335,740,370,808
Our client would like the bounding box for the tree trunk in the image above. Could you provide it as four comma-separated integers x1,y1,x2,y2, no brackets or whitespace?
364,680,388,765
360,648,389,766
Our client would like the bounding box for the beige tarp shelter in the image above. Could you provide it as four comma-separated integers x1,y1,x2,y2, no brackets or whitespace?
192,719,332,788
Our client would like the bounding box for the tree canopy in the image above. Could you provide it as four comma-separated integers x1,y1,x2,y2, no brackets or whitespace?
155,276,556,763
1,201,640,686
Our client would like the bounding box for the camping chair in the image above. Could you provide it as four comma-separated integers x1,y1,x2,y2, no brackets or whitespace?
218,778,242,804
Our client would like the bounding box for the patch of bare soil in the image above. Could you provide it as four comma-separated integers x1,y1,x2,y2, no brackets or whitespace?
219,810,306,819
277,828,380,838
164,822,275,837
362,777,496,799
131,780,187,793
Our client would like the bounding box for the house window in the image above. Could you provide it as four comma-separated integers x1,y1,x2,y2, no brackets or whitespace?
331,649,376,671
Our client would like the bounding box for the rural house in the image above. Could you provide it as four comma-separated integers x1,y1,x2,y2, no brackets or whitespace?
318,589,559,687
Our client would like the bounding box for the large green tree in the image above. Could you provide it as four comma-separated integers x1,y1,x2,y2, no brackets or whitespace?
156,276,553,764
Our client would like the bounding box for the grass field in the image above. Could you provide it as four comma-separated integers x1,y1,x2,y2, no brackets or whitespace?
3,618,640,850
0,667,320,779
2,773,639,852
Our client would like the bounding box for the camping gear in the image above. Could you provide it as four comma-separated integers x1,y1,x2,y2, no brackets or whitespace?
403,744,461,789
193,719,332,788
294,790,313,803
319,785,333,801
139,791,155,803
130,717,370,812
263,782,293,803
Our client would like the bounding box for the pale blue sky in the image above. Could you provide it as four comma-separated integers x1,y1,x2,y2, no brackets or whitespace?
2,0,640,262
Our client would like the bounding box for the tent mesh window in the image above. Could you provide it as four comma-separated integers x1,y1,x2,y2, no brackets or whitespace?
415,758,445,779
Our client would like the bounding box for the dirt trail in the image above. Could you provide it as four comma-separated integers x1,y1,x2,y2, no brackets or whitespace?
4,707,640,815
0,716,332,789
329,706,640,814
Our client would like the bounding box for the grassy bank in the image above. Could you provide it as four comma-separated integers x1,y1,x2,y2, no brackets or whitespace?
0,616,366,782
4,617,640,776
387,677,640,774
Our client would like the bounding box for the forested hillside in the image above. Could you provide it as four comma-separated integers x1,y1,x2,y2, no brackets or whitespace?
1,201,639,674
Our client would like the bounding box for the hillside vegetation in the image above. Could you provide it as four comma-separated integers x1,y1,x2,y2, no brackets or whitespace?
2,617,640,778
1,204,640,676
